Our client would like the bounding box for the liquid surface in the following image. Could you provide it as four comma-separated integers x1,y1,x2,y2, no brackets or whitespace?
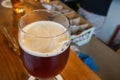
19,21,70,57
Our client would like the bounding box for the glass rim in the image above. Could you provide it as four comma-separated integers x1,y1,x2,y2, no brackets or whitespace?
18,9,70,38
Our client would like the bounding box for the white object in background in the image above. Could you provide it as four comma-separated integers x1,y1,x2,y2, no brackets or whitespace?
42,3,52,10
1,0,12,8
96,0,120,43
78,8,106,38
71,26,95,47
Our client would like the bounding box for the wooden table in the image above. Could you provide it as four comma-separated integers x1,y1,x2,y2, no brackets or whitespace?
0,0,101,80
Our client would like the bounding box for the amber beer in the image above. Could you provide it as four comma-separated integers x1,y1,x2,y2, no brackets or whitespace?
40,0,50,3
20,46,70,78
11,0,24,13
19,21,70,79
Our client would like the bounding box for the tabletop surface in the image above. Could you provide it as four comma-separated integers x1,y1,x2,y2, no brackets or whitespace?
0,0,101,80
80,36,120,80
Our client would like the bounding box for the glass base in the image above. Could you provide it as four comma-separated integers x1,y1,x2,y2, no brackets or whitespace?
28,74,63,80
1,0,12,8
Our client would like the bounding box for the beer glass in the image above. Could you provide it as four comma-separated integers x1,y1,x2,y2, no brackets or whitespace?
18,9,70,80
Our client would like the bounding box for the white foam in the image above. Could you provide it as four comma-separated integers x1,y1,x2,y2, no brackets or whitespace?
19,21,70,57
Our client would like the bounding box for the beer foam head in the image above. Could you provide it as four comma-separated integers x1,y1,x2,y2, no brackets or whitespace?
19,21,70,57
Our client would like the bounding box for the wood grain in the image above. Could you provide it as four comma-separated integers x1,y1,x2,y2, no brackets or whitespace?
62,50,101,80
